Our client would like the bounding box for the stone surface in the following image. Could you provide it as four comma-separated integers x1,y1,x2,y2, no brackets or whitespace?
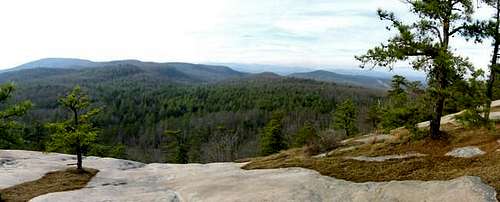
417,111,464,129
313,146,359,158
0,150,497,202
492,100,500,108
490,112,500,121
341,134,396,145
337,145,358,152
345,152,427,162
417,100,500,129
446,147,486,158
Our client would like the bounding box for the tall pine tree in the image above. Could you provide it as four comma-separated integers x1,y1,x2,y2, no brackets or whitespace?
356,0,475,139
465,0,500,121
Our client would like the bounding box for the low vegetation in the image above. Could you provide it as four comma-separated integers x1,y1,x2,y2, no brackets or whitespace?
0,168,98,202
243,123,500,200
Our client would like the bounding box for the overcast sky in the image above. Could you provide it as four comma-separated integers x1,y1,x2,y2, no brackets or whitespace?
0,0,494,71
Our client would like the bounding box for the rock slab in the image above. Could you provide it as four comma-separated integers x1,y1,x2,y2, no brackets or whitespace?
0,150,497,202
446,146,486,158
345,152,427,162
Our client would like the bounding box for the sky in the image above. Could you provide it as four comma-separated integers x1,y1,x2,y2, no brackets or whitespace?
0,0,495,72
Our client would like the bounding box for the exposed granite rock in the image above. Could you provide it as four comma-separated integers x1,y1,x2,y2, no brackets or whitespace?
345,152,427,162
0,150,496,202
341,134,396,145
446,147,486,158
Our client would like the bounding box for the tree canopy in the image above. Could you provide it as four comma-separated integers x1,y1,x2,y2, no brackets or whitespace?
356,0,476,139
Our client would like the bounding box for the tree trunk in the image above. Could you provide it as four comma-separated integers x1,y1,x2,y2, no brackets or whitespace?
76,143,83,170
73,108,83,171
429,11,451,139
430,96,445,139
485,0,500,122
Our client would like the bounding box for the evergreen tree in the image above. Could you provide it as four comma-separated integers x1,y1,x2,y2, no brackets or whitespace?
388,75,408,97
465,0,500,121
293,121,318,147
356,0,475,139
260,112,286,155
367,101,382,129
333,99,358,137
453,70,491,127
0,83,32,149
47,86,100,171
164,130,189,163
379,75,431,132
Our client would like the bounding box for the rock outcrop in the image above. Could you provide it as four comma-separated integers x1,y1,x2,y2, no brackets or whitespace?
0,150,497,202
416,100,500,129
445,146,486,158
345,152,427,162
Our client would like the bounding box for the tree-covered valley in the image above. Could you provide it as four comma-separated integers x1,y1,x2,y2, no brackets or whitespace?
0,60,388,163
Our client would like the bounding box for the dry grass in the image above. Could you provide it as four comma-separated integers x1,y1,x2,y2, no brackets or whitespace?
0,168,98,202
243,124,500,200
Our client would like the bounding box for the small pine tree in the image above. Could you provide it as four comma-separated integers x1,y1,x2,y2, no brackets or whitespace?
260,112,286,155
0,83,32,149
387,75,407,97
293,121,318,147
164,130,189,164
367,101,382,129
46,86,100,171
333,99,358,137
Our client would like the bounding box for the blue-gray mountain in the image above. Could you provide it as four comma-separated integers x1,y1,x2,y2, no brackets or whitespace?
289,70,391,89
1,58,247,84
2,58,402,89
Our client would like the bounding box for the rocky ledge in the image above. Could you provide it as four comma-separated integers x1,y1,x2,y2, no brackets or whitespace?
0,150,497,202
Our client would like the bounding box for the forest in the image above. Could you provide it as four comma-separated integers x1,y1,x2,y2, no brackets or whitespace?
0,68,385,163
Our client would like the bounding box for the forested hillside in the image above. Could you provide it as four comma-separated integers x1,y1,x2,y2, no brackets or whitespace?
0,63,384,163
289,70,391,89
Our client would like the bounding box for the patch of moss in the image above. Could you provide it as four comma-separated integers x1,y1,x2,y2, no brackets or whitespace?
0,168,98,202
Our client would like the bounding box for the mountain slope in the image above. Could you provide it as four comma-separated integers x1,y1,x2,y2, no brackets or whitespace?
289,70,391,89
1,58,247,84
9,58,98,71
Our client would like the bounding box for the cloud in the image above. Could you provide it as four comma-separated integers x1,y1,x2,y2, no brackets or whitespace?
0,0,494,72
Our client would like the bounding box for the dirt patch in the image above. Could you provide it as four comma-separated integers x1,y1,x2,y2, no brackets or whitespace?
0,168,98,202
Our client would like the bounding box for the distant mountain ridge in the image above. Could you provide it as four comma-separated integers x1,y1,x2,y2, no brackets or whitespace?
1,58,247,84
289,70,391,89
8,58,98,70
1,58,403,89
